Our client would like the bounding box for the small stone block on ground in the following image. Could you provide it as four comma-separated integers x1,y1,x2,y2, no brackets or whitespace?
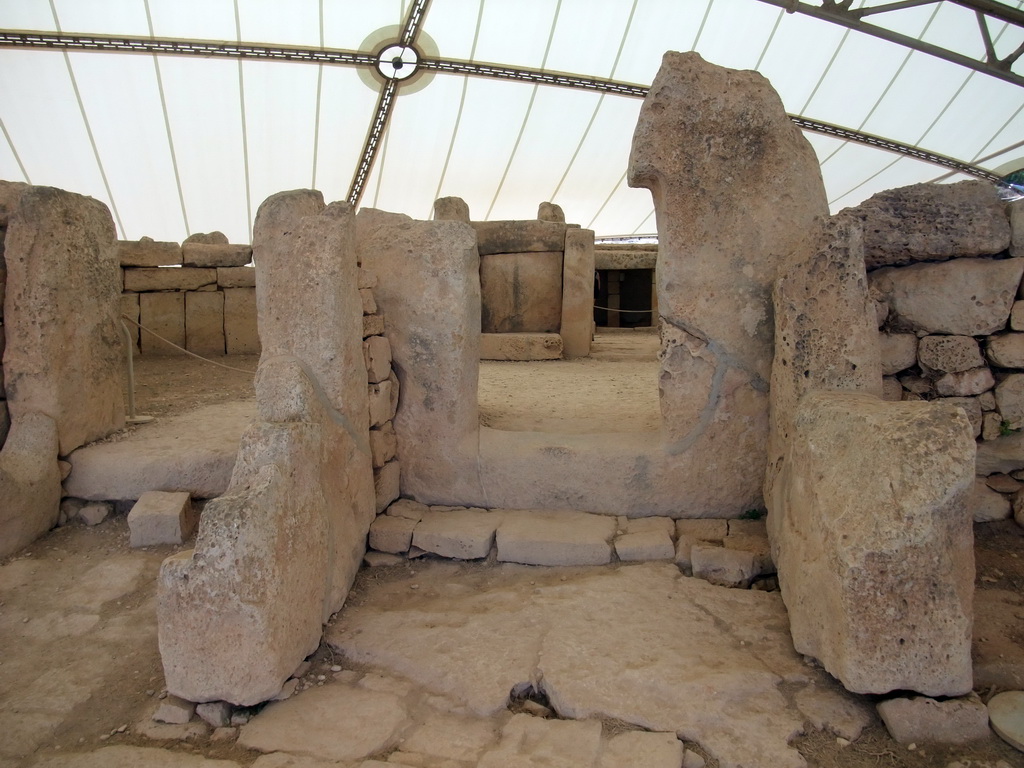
623,516,676,537
614,530,675,561
153,694,196,725
368,514,417,554
127,491,196,547
676,519,727,541
876,694,990,744
496,509,616,566
691,545,757,588
412,508,502,560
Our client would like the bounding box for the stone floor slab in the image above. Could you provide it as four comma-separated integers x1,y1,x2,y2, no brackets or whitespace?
598,730,683,768
412,508,502,560
238,684,407,762
32,746,240,767
476,714,602,768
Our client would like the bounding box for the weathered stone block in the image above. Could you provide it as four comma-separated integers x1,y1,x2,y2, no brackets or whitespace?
480,251,563,333
837,180,1010,270
128,491,196,547
969,477,1011,522
4,186,125,453
184,231,228,245
360,288,377,316
879,333,917,375
881,376,903,401
479,332,562,360
433,196,470,223
723,532,774,575
185,290,225,356
496,509,615,566
624,516,675,537
78,501,110,526
217,266,256,288
869,258,1024,336
473,220,567,255
374,459,400,514
691,545,756,588
158,194,374,706
944,396,982,438
368,379,394,428
412,507,501,559
876,694,990,744
153,694,196,724
124,267,217,292
561,228,595,358
987,332,1024,368
1012,299,1024,331
935,367,994,397
369,421,397,468
537,201,565,223
140,292,186,355
368,514,416,554
771,391,975,696
614,530,674,561
918,335,984,373
0,411,60,559
983,410,1003,441
118,239,182,267
996,373,1024,426
363,313,384,338
594,245,657,271
223,287,259,354
387,498,428,521
364,335,392,384
182,243,252,268
1009,198,1023,259
675,519,727,541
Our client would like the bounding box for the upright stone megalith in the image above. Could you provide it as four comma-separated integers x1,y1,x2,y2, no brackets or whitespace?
4,186,125,454
628,51,827,470
158,193,374,705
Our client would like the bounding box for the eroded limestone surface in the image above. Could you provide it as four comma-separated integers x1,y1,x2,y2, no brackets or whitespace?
327,561,871,768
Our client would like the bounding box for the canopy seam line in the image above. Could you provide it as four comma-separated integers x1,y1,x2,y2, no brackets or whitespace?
233,0,253,241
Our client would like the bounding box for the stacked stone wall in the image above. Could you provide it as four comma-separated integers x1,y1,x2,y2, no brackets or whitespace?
857,183,1023,520
118,234,258,356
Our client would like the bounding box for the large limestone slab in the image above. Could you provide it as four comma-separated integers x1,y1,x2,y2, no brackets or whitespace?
3,186,125,454
238,684,407,762
124,266,217,292
480,250,563,333
473,219,567,255
140,292,186,355
869,257,1024,336
182,242,252,268
479,332,562,360
477,714,602,768
65,400,253,501
766,216,882,500
328,562,849,768
412,507,502,559
357,208,481,503
772,391,975,696
185,290,225,356
158,195,374,706
224,286,259,354
561,228,595,358
496,509,615,566
0,412,61,558
117,239,182,267
837,180,1010,270
33,746,240,768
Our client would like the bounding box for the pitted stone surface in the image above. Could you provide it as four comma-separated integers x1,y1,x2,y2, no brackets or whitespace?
837,180,1010,270
771,392,975,696
880,333,918,375
869,258,1024,336
328,562,858,768
919,335,986,373
877,694,990,745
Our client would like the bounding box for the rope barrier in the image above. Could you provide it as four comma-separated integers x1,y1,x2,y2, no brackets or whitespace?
121,314,257,374
593,305,657,314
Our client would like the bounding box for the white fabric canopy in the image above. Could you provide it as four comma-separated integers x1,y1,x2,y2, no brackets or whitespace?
0,0,1021,242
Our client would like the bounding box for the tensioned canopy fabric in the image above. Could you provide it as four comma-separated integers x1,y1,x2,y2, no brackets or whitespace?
0,0,1022,243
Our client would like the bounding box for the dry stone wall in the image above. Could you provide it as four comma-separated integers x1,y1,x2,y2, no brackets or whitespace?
857,185,1024,520
118,234,258,356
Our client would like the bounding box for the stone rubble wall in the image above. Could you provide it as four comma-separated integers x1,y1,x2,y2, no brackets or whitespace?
862,185,1024,520
118,234,258,356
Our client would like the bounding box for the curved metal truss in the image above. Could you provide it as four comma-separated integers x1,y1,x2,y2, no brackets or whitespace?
0,0,1011,209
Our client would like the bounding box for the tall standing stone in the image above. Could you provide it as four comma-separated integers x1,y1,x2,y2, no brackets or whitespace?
158,194,374,705
628,51,827,461
561,228,595,359
3,186,125,454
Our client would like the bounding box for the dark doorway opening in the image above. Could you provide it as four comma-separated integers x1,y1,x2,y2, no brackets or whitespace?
594,268,654,328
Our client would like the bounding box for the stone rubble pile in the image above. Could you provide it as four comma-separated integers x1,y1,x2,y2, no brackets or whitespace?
367,499,777,588
119,231,258,356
